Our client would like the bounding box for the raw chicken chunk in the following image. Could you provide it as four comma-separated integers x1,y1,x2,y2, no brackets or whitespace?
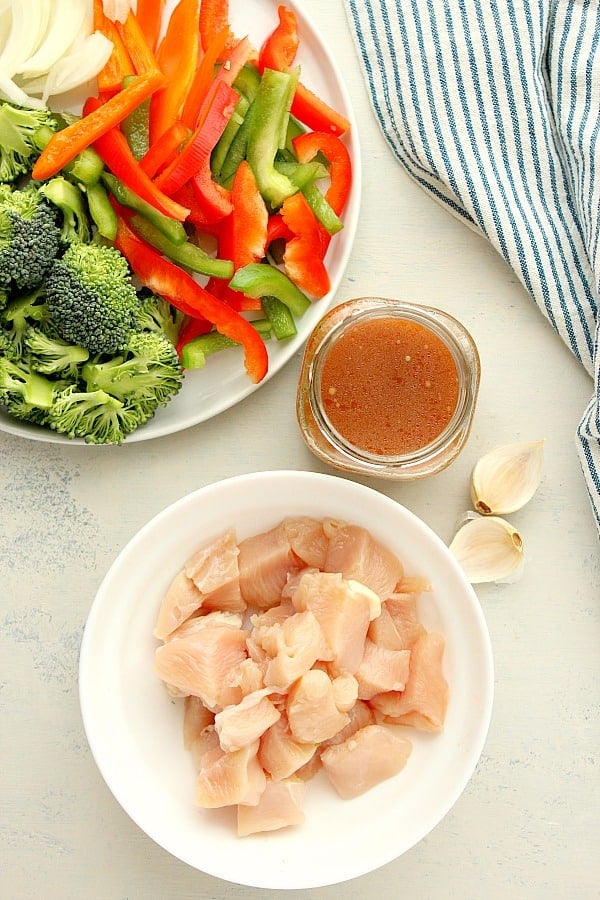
258,713,318,781
215,689,281,752
320,724,412,799
287,669,349,743
355,640,411,700
154,623,247,711
371,632,449,732
323,520,404,600
237,778,306,836
368,592,426,650
282,516,329,569
238,522,302,609
195,740,266,808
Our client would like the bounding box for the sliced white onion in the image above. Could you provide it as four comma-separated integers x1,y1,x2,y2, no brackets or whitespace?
102,0,133,24
16,0,87,78
0,70,45,108
25,31,113,102
0,0,52,77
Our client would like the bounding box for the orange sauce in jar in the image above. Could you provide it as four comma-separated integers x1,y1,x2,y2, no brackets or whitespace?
319,317,459,456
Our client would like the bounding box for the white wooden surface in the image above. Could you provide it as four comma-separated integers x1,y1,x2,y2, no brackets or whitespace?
1,2,599,898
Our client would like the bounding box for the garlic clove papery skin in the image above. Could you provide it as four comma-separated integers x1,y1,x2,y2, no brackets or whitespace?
471,440,545,516
449,515,525,584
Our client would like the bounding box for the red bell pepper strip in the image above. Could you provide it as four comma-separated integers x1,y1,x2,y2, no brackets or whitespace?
205,275,261,313
155,80,237,222
281,190,330,299
135,0,166,52
149,0,200,144
258,5,299,73
292,131,352,216
114,216,269,383
83,97,189,222
181,36,254,133
180,27,230,130
32,69,165,181
220,160,268,268
93,0,135,98
139,120,191,178
199,0,236,56
116,9,161,75
291,82,350,137
266,212,293,245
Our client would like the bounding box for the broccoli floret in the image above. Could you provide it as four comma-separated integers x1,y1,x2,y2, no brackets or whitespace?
0,352,57,424
82,331,183,410
47,385,149,444
0,183,61,292
136,291,184,345
24,327,89,376
40,177,91,244
1,285,51,354
0,100,59,184
45,242,140,355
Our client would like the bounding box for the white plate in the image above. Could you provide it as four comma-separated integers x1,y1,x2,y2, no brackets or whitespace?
0,0,361,444
79,471,494,889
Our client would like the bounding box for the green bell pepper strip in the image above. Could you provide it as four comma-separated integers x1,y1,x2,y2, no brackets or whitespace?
245,67,299,209
102,172,187,245
274,159,328,189
301,181,344,236
181,318,271,369
232,63,262,103
219,98,256,185
121,90,151,161
228,262,311,318
211,94,249,179
261,294,297,339
128,212,234,280
85,182,118,240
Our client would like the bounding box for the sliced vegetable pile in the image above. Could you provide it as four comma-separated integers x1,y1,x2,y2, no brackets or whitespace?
0,0,352,443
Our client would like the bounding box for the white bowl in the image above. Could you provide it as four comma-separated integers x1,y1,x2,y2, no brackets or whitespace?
79,471,494,889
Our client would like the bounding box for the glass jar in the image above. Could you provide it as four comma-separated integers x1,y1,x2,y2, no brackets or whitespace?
296,297,480,480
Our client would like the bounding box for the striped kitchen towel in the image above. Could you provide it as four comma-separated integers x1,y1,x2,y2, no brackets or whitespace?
343,0,600,536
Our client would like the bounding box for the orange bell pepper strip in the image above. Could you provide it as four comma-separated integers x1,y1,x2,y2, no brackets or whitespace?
135,0,167,53
116,9,161,75
180,26,230,130
181,35,254,132
31,69,165,181
258,5,299,73
292,131,352,216
155,80,237,222
199,0,236,56
291,82,350,137
114,215,269,383
149,0,200,144
281,191,330,299
93,0,135,98
83,97,189,222
140,120,191,178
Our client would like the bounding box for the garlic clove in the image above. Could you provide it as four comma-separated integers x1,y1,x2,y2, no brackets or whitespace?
449,514,524,584
471,440,545,515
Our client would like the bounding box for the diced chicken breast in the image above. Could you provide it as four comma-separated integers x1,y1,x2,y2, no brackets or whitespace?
189,725,221,771
320,724,412,799
154,624,247,711
282,516,329,569
258,713,318,781
237,777,306,836
373,632,449,732
168,611,244,641
238,522,303,609
291,571,371,675
230,657,266,696
184,527,243,613
215,689,281,752
323,520,404,600
331,672,359,711
195,740,266,808
287,669,349,743
368,592,426,650
355,640,411,700
262,610,330,690
153,570,203,641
